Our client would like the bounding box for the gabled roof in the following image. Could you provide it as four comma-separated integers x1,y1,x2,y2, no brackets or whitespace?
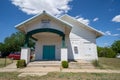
15,11,104,38
15,11,73,30
60,14,104,38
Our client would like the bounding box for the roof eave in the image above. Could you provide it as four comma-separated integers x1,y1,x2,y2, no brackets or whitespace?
60,14,104,38
96,32,104,38
15,12,44,28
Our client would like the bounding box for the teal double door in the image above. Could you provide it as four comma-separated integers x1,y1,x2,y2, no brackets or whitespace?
43,45,55,60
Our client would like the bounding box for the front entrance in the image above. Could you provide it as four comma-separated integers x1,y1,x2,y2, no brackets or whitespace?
43,45,55,60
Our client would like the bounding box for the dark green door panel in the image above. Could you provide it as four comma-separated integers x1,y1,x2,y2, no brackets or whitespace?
43,45,55,60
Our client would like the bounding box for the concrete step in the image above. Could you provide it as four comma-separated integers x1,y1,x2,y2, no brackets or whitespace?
27,60,95,69
70,63,93,66
27,61,61,67
29,61,61,64
80,66,95,69
27,64,60,67
69,60,95,69
18,67,60,72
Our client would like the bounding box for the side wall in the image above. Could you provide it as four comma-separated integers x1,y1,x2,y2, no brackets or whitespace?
61,16,98,61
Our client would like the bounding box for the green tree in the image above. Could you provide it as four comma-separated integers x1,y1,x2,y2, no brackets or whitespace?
0,32,35,57
111,40,120,54
3,32,25,52
0,43,6,52
97,46,104,57
97,46,116,58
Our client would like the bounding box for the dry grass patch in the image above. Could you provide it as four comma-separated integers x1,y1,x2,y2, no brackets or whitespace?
0,72,120,80
99,57,120,69
0,58,13,68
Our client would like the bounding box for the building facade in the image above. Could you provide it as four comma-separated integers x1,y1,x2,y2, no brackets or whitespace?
16,11,103,62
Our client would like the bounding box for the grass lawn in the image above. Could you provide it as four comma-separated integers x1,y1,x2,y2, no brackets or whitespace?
99,57,120,70
0,58,13,68
0,72,120,80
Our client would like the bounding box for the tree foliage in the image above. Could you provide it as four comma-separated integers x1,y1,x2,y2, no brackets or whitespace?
97,40,120,58
111,40,120,54
97,46,116,58
0,32,35,57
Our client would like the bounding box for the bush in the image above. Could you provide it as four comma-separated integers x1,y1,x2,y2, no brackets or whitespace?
92,60,100,67
111,40,120,54
16,59,26,68
61,61,68,68
97,47,116,58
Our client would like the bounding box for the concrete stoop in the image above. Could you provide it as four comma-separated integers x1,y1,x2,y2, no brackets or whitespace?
27,60,95,70
18,67,60,73
69,60,95,69
27,61,61,67
17,61,61,73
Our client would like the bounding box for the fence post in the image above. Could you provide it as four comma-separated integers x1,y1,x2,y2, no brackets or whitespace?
4,56,7,67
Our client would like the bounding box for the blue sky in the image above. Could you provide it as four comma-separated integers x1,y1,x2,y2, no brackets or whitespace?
0,0,120,47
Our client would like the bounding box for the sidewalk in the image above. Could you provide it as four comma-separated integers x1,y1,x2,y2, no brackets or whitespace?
0,62,120,74
18,67,120,73
0,62,18,72
62,69,120,73
18,67,120,77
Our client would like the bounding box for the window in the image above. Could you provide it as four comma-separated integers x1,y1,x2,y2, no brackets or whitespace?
41,19,50,23
74,46,78,54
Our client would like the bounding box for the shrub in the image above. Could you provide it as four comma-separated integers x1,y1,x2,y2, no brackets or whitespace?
16,59,26,68
92,60,100,67
61,61,68,68
111,40,120,54
97,47,116,58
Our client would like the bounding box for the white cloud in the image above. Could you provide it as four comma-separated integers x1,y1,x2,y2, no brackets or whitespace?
93,18,99,21
75,16,90,25
104,43,109,46
112,34,120,36
104,31,120,37
11,0,72,16
105,31,112,36
112,15,120,22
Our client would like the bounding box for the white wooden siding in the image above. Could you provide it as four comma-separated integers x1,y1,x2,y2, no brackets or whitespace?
61,15,98,60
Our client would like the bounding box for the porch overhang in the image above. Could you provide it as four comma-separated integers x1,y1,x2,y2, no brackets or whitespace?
24,28,66,48
15,11,73,33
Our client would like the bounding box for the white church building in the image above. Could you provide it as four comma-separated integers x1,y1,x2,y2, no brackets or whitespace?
16,11,103,63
